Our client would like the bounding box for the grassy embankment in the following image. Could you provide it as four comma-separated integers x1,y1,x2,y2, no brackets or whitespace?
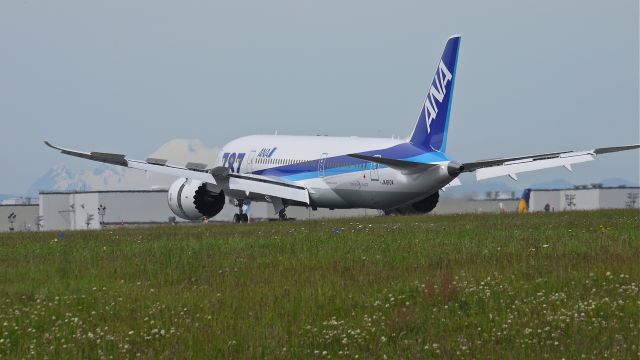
0,209,638,358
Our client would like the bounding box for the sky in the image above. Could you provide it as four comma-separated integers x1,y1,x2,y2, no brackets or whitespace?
1,0,638,194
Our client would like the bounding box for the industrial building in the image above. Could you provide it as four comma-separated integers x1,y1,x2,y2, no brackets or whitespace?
526,186,639,212
0,185,632,232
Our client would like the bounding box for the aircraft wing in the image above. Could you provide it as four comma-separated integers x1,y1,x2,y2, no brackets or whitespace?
462,144,639,181
44,141,217,184
45,141,310,204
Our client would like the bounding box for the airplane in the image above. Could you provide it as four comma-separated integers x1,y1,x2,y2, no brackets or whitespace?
46,35,639,223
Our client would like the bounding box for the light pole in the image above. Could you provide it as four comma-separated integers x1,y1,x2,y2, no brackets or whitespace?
565,194,576,210
627,193,639,208
85,213,94,229
7,212,16,232
98,204,107,229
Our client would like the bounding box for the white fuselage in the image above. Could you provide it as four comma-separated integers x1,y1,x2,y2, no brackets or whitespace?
218,135,457,210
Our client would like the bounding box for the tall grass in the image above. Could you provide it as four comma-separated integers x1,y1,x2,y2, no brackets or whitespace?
0,210,638,358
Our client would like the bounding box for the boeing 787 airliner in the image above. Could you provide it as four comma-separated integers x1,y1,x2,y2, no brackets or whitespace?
46,35,639,222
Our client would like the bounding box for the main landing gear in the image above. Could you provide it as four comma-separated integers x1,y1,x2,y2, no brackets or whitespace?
278,208,287,221
233,200,249,223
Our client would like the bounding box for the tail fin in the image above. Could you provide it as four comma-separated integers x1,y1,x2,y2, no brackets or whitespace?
409,35,461,152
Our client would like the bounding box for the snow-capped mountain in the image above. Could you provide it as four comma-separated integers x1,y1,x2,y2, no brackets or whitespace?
26,165,93,195
27,139,219,195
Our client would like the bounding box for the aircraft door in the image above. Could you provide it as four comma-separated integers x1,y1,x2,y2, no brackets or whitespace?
244,150,256,173
369,155,380,181
318,153,328,178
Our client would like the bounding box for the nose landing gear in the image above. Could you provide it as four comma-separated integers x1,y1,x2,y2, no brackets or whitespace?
233,200,249,223
232,213,248,223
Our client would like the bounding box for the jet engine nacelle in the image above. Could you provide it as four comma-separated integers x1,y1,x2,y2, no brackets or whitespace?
167,178,225,220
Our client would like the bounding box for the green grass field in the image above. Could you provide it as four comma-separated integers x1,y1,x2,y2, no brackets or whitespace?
0,210,638,359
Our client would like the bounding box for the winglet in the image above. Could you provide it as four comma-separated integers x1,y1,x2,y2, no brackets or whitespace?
44,140,60,150
44,140,90,155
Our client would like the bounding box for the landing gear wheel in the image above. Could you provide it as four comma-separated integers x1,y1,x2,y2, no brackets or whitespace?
278,209,287,221
233,200,249,224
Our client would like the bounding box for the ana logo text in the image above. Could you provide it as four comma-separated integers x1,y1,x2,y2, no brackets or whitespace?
424,60,452,133
257,147,277,158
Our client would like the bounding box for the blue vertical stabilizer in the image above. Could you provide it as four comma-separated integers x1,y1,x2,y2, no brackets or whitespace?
409,35,461,152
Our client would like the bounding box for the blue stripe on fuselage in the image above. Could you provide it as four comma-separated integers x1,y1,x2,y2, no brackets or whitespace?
249,143,452,181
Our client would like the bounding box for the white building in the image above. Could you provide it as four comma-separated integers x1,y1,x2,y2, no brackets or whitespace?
528,186,639,212
31,186,638,231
